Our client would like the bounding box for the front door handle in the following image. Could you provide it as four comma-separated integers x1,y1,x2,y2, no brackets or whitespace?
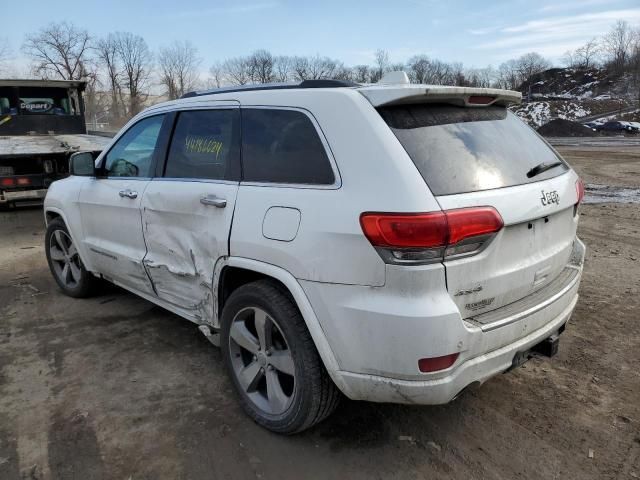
200,195,227,208
119,189,138,199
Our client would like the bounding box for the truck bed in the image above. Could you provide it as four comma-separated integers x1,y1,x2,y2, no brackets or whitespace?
0,134,111,205
0,134,111,155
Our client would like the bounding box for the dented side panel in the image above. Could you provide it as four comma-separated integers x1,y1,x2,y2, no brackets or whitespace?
140,180,239,324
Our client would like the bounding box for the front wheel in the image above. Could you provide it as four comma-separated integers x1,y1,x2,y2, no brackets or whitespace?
45,218,97,298
220,280,340,434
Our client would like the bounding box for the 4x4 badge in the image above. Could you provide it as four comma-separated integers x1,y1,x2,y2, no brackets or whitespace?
540,189,559,206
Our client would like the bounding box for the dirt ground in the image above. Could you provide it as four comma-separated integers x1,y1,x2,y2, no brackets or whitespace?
1,143,639,480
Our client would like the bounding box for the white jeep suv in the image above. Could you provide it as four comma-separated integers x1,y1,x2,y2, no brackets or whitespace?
44,76,586,433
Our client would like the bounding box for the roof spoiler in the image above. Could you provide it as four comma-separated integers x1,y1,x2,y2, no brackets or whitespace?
358,85,522,108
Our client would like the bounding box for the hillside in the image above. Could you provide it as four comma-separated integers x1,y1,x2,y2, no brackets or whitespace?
511,67,638,127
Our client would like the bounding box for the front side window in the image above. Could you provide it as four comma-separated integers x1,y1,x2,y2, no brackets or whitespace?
164,109,240,180
104,115,165,178
241,109,335,185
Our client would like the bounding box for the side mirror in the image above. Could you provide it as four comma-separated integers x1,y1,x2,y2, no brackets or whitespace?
69,152,96,176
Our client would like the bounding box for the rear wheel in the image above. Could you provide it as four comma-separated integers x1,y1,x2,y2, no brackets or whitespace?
221,280,340,434
45,218,97,298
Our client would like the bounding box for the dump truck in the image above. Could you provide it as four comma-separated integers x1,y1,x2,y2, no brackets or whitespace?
0,79,111,206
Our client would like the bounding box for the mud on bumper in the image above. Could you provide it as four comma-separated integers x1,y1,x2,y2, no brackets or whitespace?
334,239,585,404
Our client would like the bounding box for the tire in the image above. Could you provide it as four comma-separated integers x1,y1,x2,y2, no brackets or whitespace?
220,280,340,434
45,218,97,298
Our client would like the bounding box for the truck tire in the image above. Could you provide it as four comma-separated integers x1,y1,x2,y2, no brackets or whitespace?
220,279,340,434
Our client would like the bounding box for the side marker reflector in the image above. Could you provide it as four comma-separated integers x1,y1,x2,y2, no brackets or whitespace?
418,353,460,373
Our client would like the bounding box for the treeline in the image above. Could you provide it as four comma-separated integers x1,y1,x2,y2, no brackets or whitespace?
562,20,640,76
0,19,638,127
210,49,550,92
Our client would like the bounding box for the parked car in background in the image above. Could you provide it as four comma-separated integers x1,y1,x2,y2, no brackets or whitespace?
43,74,586,433
596,120,640,133
621,121,640,132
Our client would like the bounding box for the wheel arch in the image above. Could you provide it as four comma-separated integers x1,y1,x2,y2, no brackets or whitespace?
214,257,348,393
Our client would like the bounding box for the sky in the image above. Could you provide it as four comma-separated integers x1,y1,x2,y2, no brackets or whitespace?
2,0,640,74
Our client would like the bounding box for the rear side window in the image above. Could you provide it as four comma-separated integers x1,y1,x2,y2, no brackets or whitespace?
165,109,240,180
241,108,335,185
377,104,568,196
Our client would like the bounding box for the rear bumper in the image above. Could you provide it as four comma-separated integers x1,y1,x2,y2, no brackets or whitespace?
302,238,585,404
0,188,48,203
335,292,577,404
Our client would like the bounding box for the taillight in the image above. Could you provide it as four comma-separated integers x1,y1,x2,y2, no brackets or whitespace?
360,207,503,265
17,177,31,186
359,212,448,248
575,178,585,205
1,178,15,187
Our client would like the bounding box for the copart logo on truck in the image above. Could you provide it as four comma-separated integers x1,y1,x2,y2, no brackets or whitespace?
20,101,53,113
540,189,559,206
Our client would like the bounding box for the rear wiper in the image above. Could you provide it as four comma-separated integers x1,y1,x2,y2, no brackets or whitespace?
526,161,564,178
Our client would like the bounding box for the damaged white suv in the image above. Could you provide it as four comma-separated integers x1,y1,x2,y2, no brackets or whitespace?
44,75,585,433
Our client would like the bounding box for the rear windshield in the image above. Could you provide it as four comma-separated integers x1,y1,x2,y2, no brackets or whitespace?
377,104,568,196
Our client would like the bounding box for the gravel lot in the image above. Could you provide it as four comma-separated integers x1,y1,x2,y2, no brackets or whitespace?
1,142,639,480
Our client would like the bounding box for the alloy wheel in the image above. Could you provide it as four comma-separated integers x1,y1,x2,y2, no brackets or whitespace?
228,307,296,415
49,229,82,289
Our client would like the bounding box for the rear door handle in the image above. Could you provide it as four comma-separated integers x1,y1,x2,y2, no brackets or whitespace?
200,195,227,208
119,189,138,199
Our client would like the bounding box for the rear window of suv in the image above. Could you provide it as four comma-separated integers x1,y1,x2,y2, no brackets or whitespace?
377,104,568,196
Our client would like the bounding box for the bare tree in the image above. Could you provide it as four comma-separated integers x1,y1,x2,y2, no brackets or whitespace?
629,28,640,100
449,62,466,86
515,52,551,85
333,63,354,81
307,55,337,79
466,66,496,88
561,49,578,68
159,40,201,99
82,63,109,127
114,32,153,116
371,49,389,82
603,20,634,73
564,38,600,69
407,55,431,83
22,22,91,80
208,62,225,88
223,57,251,85
273,56,292,82
0,37,11,74
96,34,124,120
496,59,520,90
247,50,274,84
352,65,370,83
575,38,600,69
291,56,310,80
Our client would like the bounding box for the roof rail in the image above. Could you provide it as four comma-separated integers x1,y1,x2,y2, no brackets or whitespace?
180,79,359,99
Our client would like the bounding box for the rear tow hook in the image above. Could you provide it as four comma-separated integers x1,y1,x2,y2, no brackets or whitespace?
508,333,561,371
532,333,560,358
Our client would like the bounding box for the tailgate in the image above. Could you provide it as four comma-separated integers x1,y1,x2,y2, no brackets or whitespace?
374,100,582,318
437,172,580,317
